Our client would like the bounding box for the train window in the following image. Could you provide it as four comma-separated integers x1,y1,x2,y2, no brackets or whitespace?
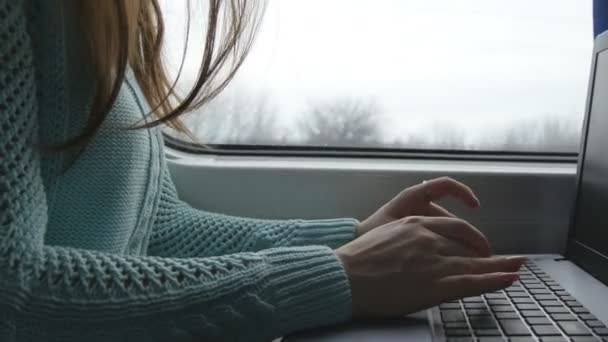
162,0,592,156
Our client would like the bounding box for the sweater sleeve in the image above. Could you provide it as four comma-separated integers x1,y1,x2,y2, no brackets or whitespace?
148,168,358,258
0,2,352,340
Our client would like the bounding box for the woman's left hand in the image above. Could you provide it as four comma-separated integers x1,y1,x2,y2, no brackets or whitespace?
355,177,481,237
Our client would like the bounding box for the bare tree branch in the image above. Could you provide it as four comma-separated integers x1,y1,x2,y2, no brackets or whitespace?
184,88,284,145
299,97,382,147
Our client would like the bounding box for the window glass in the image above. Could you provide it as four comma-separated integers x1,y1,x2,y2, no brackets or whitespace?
162,0,593,153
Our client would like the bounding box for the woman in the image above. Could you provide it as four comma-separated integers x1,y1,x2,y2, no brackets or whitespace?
0,0,525,341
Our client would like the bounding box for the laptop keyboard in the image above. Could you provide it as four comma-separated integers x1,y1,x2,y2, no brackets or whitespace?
435,261,608,342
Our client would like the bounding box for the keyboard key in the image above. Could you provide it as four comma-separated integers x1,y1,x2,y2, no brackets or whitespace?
470,321,498,330
467,309,492,316
539,300,563,307
527,317,552,325
539,338,569,342
475,328,501,336
445,322,469,329
470,322,498,330
442,310,466,322
507,285,524,291
521,310,546,317
520,280,537,285
525,284,546,289
551,313,577,321
495,312,519,320
516,303,540,310
465,303,487,309
488,299,510,306
570,338,600,342
554,291,569,297
545,306,569,314
580,313,598,321
492,306,516,312
500,319,532,336
441,303,462,309
510,338,538,342
549,285,565,291
594,327,608,336
521,281,542,286
535,294,558,301
509,292,530,298
586,320,606,328
446,328,472,337
565,300,583,307
513,297,534,304
447,338,474,342
485,293,507,299
572,307,591,314
532,325,562,336
530,289,552,295
464,296,484,303
560,295,576,301
469,315,497,329
557,321,593,336
477,338,505,342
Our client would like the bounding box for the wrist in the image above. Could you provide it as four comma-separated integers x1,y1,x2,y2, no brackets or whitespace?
335,247,359,317
354,222,363,238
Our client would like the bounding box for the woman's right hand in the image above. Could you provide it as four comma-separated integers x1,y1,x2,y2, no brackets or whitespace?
335,216,526,318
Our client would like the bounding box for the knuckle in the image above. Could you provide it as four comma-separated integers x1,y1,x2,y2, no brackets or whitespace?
403,216,423,225
439,176,453,184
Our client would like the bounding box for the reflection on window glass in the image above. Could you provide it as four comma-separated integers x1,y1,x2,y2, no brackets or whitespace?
162,0,593,153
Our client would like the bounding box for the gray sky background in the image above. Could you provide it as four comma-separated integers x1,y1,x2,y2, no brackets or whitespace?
160,0,594,148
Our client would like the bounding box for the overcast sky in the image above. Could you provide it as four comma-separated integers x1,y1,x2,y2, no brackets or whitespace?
161,0,594,147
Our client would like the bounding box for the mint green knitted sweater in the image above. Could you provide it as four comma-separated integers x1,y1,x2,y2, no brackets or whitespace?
0,1,358,340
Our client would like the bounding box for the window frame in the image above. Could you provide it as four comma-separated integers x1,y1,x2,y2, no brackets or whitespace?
164,133,579,163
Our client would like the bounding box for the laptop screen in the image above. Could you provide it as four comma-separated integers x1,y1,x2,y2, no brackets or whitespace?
569,44,608,283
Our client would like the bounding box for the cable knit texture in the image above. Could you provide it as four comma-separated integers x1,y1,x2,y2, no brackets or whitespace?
0,1,357,341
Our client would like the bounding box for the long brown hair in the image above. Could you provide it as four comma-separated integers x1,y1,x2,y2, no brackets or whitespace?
59,0,265,150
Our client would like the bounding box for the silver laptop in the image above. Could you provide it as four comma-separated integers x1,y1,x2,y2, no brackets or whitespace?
287,31,608,342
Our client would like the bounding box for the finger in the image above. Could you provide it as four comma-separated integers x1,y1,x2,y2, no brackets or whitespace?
435,235,480,258
421,216,492,257
435,272,520,302
418,177,481,208
426,203,456,218
438,256,527,278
